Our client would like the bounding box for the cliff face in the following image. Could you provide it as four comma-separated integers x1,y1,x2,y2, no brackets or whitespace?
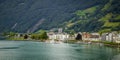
0,0,119,33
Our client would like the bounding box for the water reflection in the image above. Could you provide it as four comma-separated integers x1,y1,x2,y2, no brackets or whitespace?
0,47,19,49
0,41,120,60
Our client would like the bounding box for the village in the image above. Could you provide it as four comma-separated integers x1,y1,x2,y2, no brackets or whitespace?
5,28,120,45
47,28,120,44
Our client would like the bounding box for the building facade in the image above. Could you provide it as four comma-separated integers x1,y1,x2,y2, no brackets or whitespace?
101,32,120,43
82,32,100,41
47,32,69,41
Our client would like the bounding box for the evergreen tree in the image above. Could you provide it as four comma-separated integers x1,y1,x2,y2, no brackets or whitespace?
24,34,28,39
75,33,82,40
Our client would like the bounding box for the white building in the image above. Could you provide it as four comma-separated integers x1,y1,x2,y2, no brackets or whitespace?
47,32,69,41
114,34,120,43
89,33,100,41
101,32,120,43
101,33,114,42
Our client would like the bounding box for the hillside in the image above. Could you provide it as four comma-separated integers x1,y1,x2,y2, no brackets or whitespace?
0,0,119,33
63,0,120,33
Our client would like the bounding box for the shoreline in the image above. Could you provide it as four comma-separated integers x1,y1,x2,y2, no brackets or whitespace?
1,39,120,48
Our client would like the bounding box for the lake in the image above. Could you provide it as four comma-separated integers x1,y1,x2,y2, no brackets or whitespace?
0,40,120,60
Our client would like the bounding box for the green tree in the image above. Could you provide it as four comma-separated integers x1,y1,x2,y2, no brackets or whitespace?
1,32,8,36
40,31,48,40
31,34,41,40
9,32,16,37
75,33,82,40
24,34,28,39
31,30,48,40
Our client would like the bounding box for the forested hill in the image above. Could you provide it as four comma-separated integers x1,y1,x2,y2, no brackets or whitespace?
0,0,119,33
64,0,120,33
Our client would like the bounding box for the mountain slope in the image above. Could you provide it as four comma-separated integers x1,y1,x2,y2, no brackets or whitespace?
63,0,120,33
0,0,119,33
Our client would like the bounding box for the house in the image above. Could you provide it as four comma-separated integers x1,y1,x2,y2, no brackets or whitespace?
82,32,91,40
101,33,114,42
47,28,69,41
47,32,69,41
82,32,100,41
14,33,31,40
114,34,120,43
101,32,119,43
89,33,100,41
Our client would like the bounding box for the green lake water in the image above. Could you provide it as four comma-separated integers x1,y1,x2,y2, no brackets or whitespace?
0,40,120,60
